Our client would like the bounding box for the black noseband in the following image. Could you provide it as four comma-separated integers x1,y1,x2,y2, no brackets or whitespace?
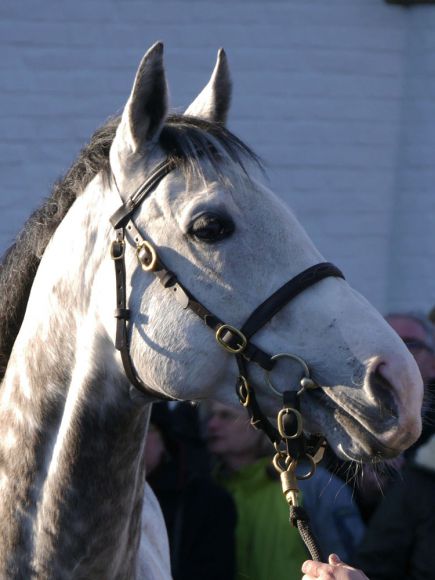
241,262,344,340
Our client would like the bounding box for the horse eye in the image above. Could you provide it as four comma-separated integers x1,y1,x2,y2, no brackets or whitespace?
188,213,235,244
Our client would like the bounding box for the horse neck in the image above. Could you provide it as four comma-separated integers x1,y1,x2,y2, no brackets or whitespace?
0,175,152,578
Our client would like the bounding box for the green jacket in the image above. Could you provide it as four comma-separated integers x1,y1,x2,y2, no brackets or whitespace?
218,458,307,580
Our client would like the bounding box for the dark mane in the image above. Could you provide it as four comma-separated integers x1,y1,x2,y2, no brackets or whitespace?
0,113,261,379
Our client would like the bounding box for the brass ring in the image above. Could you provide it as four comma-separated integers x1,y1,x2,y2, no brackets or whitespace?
272,452,287,474
238,376,251,407
273,440,287,454
136,241,158,272
294,454,317,481
264,353,311,398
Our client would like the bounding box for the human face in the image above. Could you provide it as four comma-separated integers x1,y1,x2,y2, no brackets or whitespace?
386,316,435,384
206,402,264,468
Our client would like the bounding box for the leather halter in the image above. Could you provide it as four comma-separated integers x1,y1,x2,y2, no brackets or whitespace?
110,158,344,563
110,159,345,412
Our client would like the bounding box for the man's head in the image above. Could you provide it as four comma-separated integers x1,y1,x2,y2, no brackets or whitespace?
206,401,269,471
385,313,435,384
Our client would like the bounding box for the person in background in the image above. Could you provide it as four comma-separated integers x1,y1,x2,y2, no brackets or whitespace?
385,312,435,452
301,311,435,579
205,401,365,580
346,312,435,579
327,311,435,524
387,311,435,377
351,432,435,580
166,400,211,476
145,402,237,580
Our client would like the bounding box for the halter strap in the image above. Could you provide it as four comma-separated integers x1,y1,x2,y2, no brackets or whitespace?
110,157,341,563
241,262,344,338
111,235,174,399
110,160,176,230
110,160,344,400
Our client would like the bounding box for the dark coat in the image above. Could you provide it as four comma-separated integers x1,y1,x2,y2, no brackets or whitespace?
148,403,236,580
353,436,435,580
149,459,237,580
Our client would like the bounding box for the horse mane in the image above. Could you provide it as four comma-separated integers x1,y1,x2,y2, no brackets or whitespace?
0,113,261,380
0,118,118,380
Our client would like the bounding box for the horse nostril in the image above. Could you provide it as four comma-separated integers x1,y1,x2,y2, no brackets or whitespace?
369,365,399,421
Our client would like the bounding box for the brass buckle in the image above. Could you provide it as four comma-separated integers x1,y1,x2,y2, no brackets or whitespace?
136,241,158,272
110,240,125,261
215,324,247,354
277,407,303,439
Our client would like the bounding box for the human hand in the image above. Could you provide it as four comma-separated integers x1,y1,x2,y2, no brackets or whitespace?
301,554,369,580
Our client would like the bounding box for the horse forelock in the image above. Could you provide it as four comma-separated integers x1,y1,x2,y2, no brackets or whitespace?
159,114,263,182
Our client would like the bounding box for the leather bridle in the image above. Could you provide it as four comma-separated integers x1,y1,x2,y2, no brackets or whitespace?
110,157,345,561
110,157,345,431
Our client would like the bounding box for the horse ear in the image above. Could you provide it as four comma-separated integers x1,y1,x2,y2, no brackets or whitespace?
115,42,168,155
184,48,232,124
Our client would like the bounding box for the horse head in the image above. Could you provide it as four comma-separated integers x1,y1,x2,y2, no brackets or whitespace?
107,42,423,462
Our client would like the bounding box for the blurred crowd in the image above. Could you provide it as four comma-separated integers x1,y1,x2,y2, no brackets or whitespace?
145,310,435,580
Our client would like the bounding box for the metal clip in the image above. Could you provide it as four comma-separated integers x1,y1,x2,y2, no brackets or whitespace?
273,456,300,506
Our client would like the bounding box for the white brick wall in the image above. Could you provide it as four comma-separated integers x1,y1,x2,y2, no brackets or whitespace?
1,0,435,313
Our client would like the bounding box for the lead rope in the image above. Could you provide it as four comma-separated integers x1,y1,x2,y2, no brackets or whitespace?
236,355,326,562
272,393,325,562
